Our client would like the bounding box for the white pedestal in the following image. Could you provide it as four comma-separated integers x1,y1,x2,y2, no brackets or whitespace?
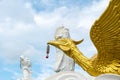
45,71,92,80
95,74,120,80
45,71,120,80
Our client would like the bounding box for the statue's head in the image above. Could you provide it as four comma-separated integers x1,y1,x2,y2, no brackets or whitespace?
55,26,70,39
20,55,24,60
48,38,83,53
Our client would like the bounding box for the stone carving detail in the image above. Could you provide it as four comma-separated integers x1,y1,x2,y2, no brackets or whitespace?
46,72,120,80
45,71,90,80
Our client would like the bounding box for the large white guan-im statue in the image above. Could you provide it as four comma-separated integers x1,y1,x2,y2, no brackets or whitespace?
20,55,32,80
54,26,75,72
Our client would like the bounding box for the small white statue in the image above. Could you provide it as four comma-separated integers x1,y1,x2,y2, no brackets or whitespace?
54,26,75,72
20,55,32,80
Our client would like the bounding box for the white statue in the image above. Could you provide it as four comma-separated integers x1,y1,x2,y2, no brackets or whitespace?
20,55,32,80
54,26,75,72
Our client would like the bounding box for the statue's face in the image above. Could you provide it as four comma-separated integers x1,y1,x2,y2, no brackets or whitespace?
20,55,24,59
55,27,70,40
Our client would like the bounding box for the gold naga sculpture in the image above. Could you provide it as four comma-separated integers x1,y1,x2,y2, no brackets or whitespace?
47,0,120,76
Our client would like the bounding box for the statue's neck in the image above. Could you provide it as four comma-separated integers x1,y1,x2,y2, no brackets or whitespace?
70,47,94,75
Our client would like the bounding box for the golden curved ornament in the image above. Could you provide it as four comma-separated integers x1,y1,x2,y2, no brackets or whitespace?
48,0,120,76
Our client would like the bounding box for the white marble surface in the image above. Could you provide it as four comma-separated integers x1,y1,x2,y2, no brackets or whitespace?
45,71,120,80
95,74,120,80
45,71,92,80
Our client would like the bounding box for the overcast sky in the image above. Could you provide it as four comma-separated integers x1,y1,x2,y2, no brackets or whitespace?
0,0,109,80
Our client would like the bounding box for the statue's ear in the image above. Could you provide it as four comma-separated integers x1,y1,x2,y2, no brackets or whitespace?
59,45,70,51
73,39,84,45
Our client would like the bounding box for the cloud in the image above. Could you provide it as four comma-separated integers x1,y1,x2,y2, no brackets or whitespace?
34,13,60,27
0,0,38,63
33,0,109,31
77,0,109,29
25,2,32,9
3,67,22,80
0,0,34,23
34,64,55,80
0,0,109,68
